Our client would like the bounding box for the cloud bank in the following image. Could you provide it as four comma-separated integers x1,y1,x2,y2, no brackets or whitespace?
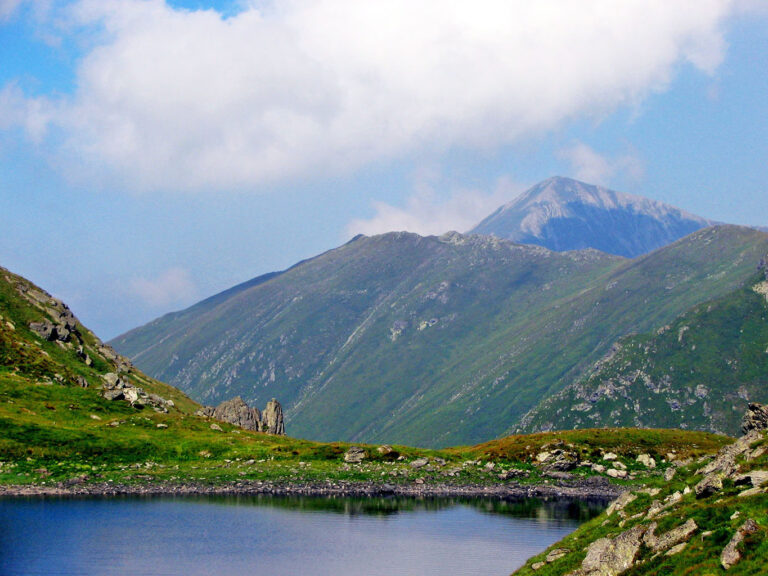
4,0,736,191
558,142,645,187
128,267,197,309
347,177,522,237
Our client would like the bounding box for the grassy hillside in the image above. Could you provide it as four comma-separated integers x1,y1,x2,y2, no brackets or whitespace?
518,272,768,436
0,262,732,491
514,424,768,575
113,226,768,447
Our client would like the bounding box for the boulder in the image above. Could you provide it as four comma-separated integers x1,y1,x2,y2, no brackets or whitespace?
721,519,759,570
576,524,645,575
102,389,124,401
123,388,140,405
545,548,570,563
29,321,56,341
606,491,636,516
102,373,120,389
734,470,768,488
643,519,697,552
636,454,656,469
607,468,627,479
742,403,768,434
410,457,429,469
344,446,367,463
695,472,724,498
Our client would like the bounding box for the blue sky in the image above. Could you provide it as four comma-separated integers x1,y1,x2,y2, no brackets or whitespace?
1,0,767,339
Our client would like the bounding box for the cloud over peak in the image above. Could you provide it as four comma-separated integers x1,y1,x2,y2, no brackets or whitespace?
5,0,736,191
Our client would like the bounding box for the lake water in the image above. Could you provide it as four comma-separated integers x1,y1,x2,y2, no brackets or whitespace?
0,495,602,576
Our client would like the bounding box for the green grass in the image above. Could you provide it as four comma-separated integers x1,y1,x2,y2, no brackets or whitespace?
520,275,768,436
513,431,768,575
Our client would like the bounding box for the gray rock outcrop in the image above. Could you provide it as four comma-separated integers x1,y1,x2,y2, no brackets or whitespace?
263,398,285,435
573,524,645,576
344,447,366,463
100,372,174,412
742,402,768,434
197,397,286,435
210,397,261,431
643,519,697,553
721,519,759,570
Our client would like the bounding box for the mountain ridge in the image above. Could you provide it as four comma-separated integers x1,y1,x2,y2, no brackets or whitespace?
112,224,768,446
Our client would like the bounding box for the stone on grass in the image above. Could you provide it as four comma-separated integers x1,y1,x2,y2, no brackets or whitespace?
577,524,645,576
344,447,366,464
721,519,759,570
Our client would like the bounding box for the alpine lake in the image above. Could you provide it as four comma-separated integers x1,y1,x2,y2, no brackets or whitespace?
0,494,604,575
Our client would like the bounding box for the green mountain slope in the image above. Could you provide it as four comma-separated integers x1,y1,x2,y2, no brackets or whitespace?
112,225,768,447
517,267,768,436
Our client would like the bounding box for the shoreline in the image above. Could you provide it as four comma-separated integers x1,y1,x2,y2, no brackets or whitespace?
0,478,623,500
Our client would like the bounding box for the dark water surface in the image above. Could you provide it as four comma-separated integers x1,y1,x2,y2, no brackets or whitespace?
0,495,603,576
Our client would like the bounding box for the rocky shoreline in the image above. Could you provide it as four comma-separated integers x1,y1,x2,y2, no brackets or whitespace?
0,477,621,501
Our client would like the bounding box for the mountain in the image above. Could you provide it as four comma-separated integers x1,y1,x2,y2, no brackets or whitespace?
112,225,768,447
469,176,713,257
517,262,768,436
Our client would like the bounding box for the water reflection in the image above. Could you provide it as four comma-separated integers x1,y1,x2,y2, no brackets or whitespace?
190,493,606,522
0,495,604,576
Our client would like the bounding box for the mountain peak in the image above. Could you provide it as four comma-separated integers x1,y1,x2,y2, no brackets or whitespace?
470,177,713,258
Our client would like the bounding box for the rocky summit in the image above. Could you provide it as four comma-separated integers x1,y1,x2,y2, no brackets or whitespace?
470,176,712,257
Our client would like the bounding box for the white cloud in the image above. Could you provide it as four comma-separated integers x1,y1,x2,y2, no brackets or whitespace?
558,142,644,186
128,267,197,309
0,0,22,20
7,0,736,191
347,176,523,237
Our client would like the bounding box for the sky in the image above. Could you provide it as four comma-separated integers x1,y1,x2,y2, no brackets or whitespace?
0,0,767,339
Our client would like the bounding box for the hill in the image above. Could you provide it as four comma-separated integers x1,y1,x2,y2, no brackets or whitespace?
113,225,768,447
469,176,712,257
517,263,768,436
514,409,768,576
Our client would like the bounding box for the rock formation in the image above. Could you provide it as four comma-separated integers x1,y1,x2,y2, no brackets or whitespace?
721,519,759,569
197,397,286,435
262,398,285,435
100,372,175,413
205,396,261,431
742,402,768,434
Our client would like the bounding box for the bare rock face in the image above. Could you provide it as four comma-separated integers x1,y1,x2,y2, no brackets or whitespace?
211,396,262,431
197,397,286,435
742,402,768,435
262,398,285,435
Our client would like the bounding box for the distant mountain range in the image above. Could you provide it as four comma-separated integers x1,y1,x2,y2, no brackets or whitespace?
112,219,768,446
470,176,713,257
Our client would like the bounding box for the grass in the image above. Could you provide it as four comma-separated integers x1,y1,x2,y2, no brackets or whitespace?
513,429,768,575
